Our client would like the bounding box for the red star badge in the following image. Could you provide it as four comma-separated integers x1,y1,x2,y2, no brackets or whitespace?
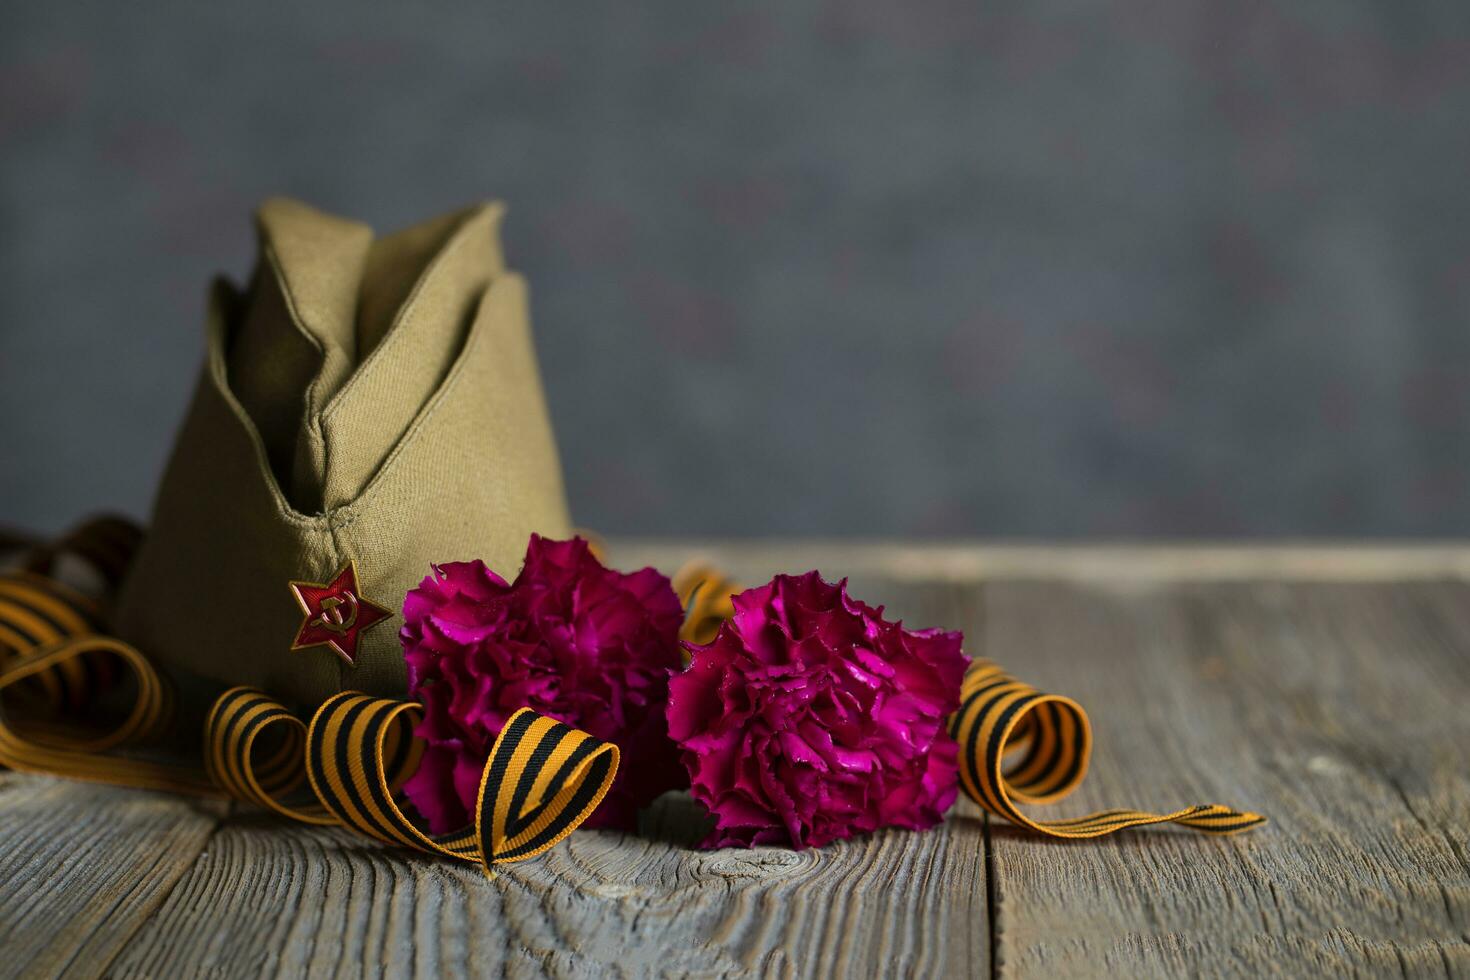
288,560,393,666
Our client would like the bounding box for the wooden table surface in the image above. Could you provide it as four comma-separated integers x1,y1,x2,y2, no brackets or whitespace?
3,542,1469,979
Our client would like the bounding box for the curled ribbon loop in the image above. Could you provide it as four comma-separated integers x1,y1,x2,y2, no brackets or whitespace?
0,514,138,709
204,687,334,824
0,517,206,792
205,688,620,869
951,659,1265,836
0,570,107,709
0,635,209,794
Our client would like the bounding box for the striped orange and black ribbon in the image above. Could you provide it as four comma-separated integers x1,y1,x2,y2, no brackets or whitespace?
0,569,108,710
0,515,139,710
204,687,619,866
0,635,208,794
0,517,207,793
951,658,1265,836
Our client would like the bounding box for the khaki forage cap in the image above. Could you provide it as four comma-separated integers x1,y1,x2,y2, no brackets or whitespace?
116,198,572,708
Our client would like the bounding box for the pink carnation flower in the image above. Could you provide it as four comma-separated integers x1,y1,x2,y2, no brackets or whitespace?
401,535,686,833
667,571,967,849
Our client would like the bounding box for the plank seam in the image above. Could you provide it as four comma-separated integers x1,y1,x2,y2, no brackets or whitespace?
983,813,1001,980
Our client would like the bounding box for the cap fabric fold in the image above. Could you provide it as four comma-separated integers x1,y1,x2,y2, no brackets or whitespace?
116,198,571,708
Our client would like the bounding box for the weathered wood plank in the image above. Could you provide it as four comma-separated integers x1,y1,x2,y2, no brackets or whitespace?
0,773,227,980
624,545,1470,977
968,578,1470,979
108,788,988,978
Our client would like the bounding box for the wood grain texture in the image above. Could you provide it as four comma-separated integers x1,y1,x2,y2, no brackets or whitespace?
971,578,1470,978
108,789,987,978
5,543,1470,979
0,774,226,979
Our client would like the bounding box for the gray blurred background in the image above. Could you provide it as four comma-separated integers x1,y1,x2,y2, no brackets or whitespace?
3,2,1469,538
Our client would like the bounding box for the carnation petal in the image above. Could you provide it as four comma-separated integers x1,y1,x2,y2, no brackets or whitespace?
402,537,686,832
668,570,969,850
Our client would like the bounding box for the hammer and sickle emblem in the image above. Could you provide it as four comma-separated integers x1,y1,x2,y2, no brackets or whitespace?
289,561,392,666
312,591,359,634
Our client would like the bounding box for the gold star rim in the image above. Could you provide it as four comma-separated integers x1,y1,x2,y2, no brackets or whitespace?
287,559,394,667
